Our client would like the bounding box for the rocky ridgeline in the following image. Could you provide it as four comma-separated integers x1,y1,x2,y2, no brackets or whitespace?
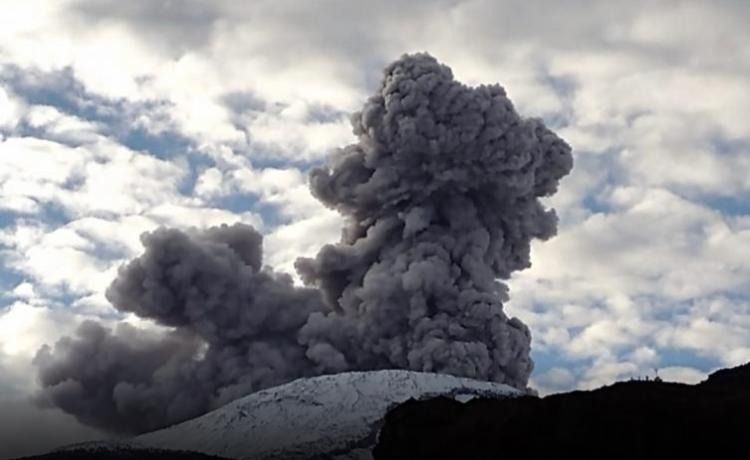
373,363,750,460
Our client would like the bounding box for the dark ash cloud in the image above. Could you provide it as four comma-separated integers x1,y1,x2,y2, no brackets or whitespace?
34,53,573,434
295,52,573,385
0,397,105,459
35,223,326,434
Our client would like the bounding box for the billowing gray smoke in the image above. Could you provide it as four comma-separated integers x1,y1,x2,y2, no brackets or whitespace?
34,53,573,434
34,224,326,433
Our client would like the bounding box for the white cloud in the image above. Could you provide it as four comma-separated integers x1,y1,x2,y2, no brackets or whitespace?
628,346,659,366
658,366,709,385
0,302,81,358
653,297,750,367
229,166,328,219
0,137,88,193
579,360,640,390
191,160,342,277
532,367,576,395
194,166,227,198
10,281,36,300
25,105,102,144
146,203,261,230
0,136,190,217
0,301,105,456
509,184,750,385
69,141,189,216
615,2,750,70
0,195,40,214
194,161,335,222
0,215,149,308
514,188,750,305
62,215,158,256
0,132,259,307
0,209,260,304
620,112,750,195
0,84,23,129
265,211,343,277
242,107,354,161
23,244,113,294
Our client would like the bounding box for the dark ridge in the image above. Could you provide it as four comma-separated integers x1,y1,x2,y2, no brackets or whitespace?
374,362,750,460
10,447,230,460
702,361,750,388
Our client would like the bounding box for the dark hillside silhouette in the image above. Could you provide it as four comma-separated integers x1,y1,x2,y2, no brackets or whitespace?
374,363,750,460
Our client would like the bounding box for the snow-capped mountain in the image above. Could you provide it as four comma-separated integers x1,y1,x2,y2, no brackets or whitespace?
132,370,523,460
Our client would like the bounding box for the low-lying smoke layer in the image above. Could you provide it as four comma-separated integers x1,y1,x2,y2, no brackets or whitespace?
35,224,326,433
34,53,573,434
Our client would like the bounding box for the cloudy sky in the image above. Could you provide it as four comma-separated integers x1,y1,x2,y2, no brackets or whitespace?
1,0,749,455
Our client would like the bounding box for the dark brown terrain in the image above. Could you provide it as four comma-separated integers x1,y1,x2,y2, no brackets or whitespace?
374,363,750,460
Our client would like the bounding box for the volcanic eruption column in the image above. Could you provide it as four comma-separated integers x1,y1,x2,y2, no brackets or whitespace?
34,53,573,433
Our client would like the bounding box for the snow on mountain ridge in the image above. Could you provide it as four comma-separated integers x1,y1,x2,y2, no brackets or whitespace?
134,370,523,459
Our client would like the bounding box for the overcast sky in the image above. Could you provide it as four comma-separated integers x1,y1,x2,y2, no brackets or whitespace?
1,0,749,456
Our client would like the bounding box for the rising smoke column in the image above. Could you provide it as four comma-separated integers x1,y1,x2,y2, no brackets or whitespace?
295,53,573,387
33,53,573,434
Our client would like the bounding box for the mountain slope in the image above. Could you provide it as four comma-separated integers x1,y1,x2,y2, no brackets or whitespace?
14,442,229,460
134,370,522,459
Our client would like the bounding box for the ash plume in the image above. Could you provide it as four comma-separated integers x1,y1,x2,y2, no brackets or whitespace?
35,223,326,433
34,53,573,434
